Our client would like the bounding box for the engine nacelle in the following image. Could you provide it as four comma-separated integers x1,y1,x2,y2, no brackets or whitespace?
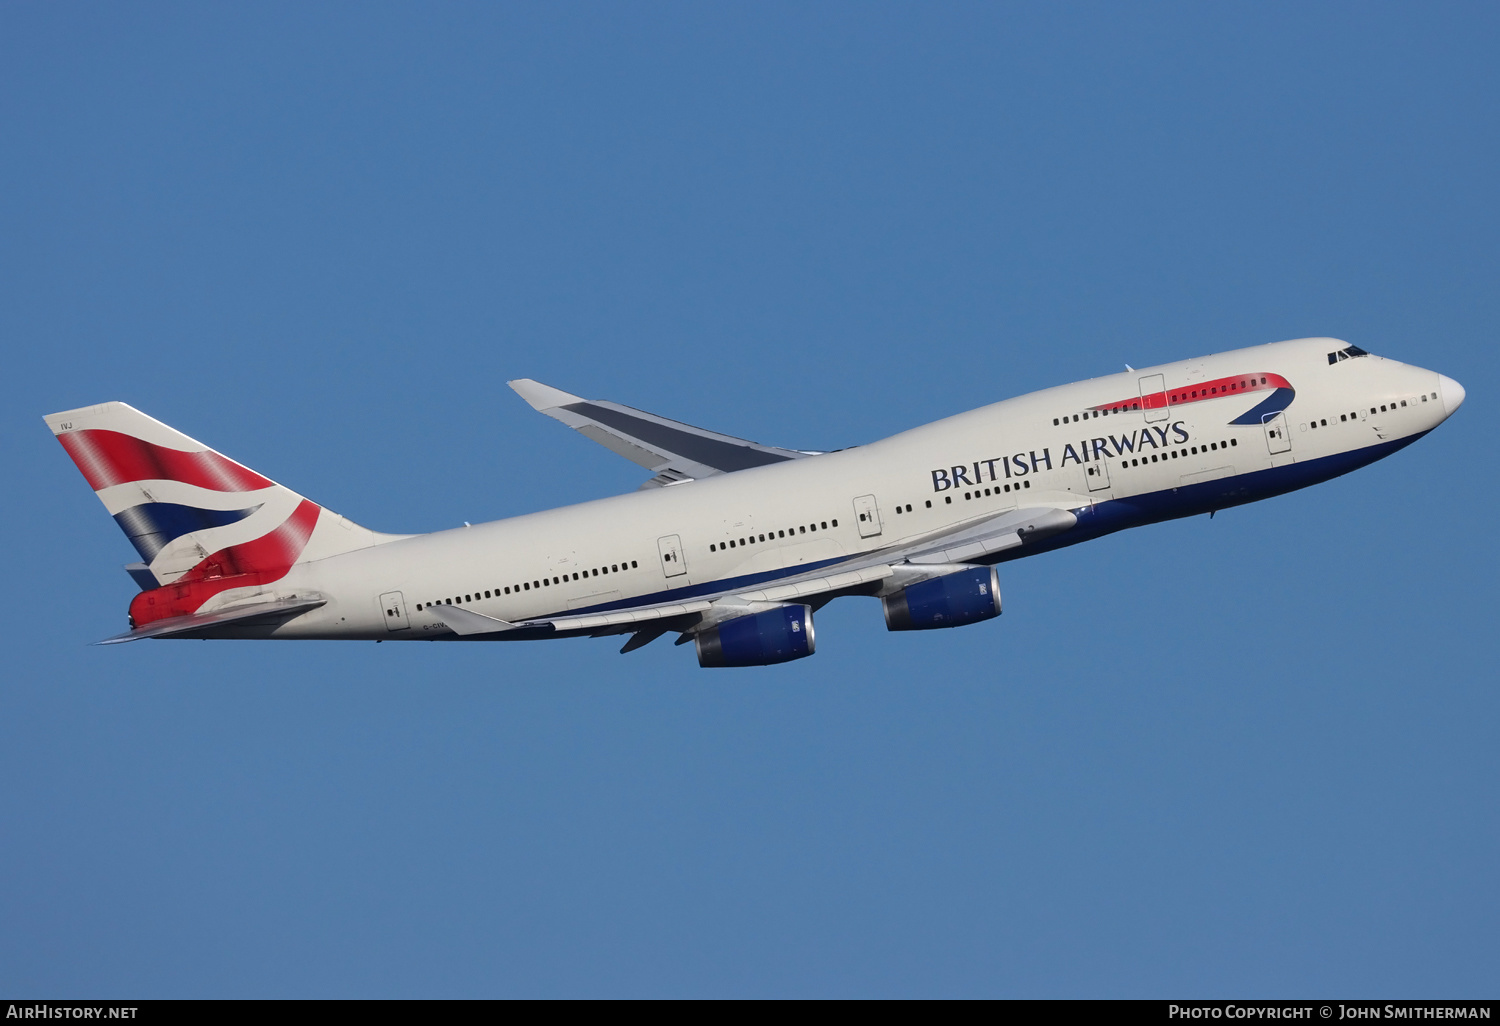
882,566,1001,631
695,604,816,668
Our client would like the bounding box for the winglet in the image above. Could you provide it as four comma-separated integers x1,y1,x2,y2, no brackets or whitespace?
508,379,583,412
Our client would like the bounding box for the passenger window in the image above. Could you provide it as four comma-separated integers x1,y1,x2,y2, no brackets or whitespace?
1023,480,1030,488
1230,438,1237,446
924,501,931,509
831,519,838,527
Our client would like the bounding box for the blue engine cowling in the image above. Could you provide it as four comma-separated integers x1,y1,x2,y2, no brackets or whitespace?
695,604,816,668
882,566,1001,631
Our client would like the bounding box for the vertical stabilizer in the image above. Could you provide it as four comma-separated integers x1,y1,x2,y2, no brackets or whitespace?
45,402,403,623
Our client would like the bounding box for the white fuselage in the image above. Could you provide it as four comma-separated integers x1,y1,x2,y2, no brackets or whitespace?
265,337,1461,641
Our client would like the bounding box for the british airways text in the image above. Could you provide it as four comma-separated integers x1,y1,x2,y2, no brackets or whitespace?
930,421,1192,491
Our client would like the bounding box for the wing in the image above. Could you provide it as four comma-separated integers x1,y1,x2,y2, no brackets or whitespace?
430,504,1081,646
507,379,814,488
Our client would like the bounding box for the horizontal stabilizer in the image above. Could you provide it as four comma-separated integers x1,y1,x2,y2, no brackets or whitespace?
124,562,160,591
508,378,811,487
97,596,326,644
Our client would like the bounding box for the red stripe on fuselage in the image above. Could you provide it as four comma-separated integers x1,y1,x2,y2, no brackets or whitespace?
57,429,274,492
1090,372,1291,415
128,499,321,626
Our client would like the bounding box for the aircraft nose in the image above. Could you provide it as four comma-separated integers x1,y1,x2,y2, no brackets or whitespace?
1438,374,1466,416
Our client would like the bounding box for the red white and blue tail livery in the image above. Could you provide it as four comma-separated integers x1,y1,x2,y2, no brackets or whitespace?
46,337,1464,665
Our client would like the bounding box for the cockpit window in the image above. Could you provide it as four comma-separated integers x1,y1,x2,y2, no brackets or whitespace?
1328,345,1371,364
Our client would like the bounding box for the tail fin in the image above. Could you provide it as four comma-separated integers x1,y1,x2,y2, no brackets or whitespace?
45,402,395,604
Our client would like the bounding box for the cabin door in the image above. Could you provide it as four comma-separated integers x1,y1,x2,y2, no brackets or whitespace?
380,591,409,632
657,535,687,578
1262,412,1292,454
853,494,882,538
1085,460,1111,491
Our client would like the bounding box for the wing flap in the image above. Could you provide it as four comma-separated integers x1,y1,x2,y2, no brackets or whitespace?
733,564,894,603
529,599,713,633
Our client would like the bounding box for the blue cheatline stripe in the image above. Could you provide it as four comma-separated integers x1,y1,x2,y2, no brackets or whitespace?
1006,430,1430,563
1229,387,1296,425
533,553,854,623
112,502,263,561
446,430,1428,641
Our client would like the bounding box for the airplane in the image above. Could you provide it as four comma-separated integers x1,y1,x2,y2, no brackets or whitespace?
45,336,1464,667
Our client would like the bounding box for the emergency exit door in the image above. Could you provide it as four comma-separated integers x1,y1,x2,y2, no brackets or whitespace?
380,591,409,631
852,495,882,538
657,534,687,577
1262,412,1291,454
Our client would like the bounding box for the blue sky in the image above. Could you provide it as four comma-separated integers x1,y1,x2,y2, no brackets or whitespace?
2,2,1495,997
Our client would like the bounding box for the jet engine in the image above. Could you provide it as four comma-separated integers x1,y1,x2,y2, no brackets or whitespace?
882,566,1001,631
695,604,816,668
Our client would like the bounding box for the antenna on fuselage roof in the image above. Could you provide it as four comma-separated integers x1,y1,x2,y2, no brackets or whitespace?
1125,364,1135,371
